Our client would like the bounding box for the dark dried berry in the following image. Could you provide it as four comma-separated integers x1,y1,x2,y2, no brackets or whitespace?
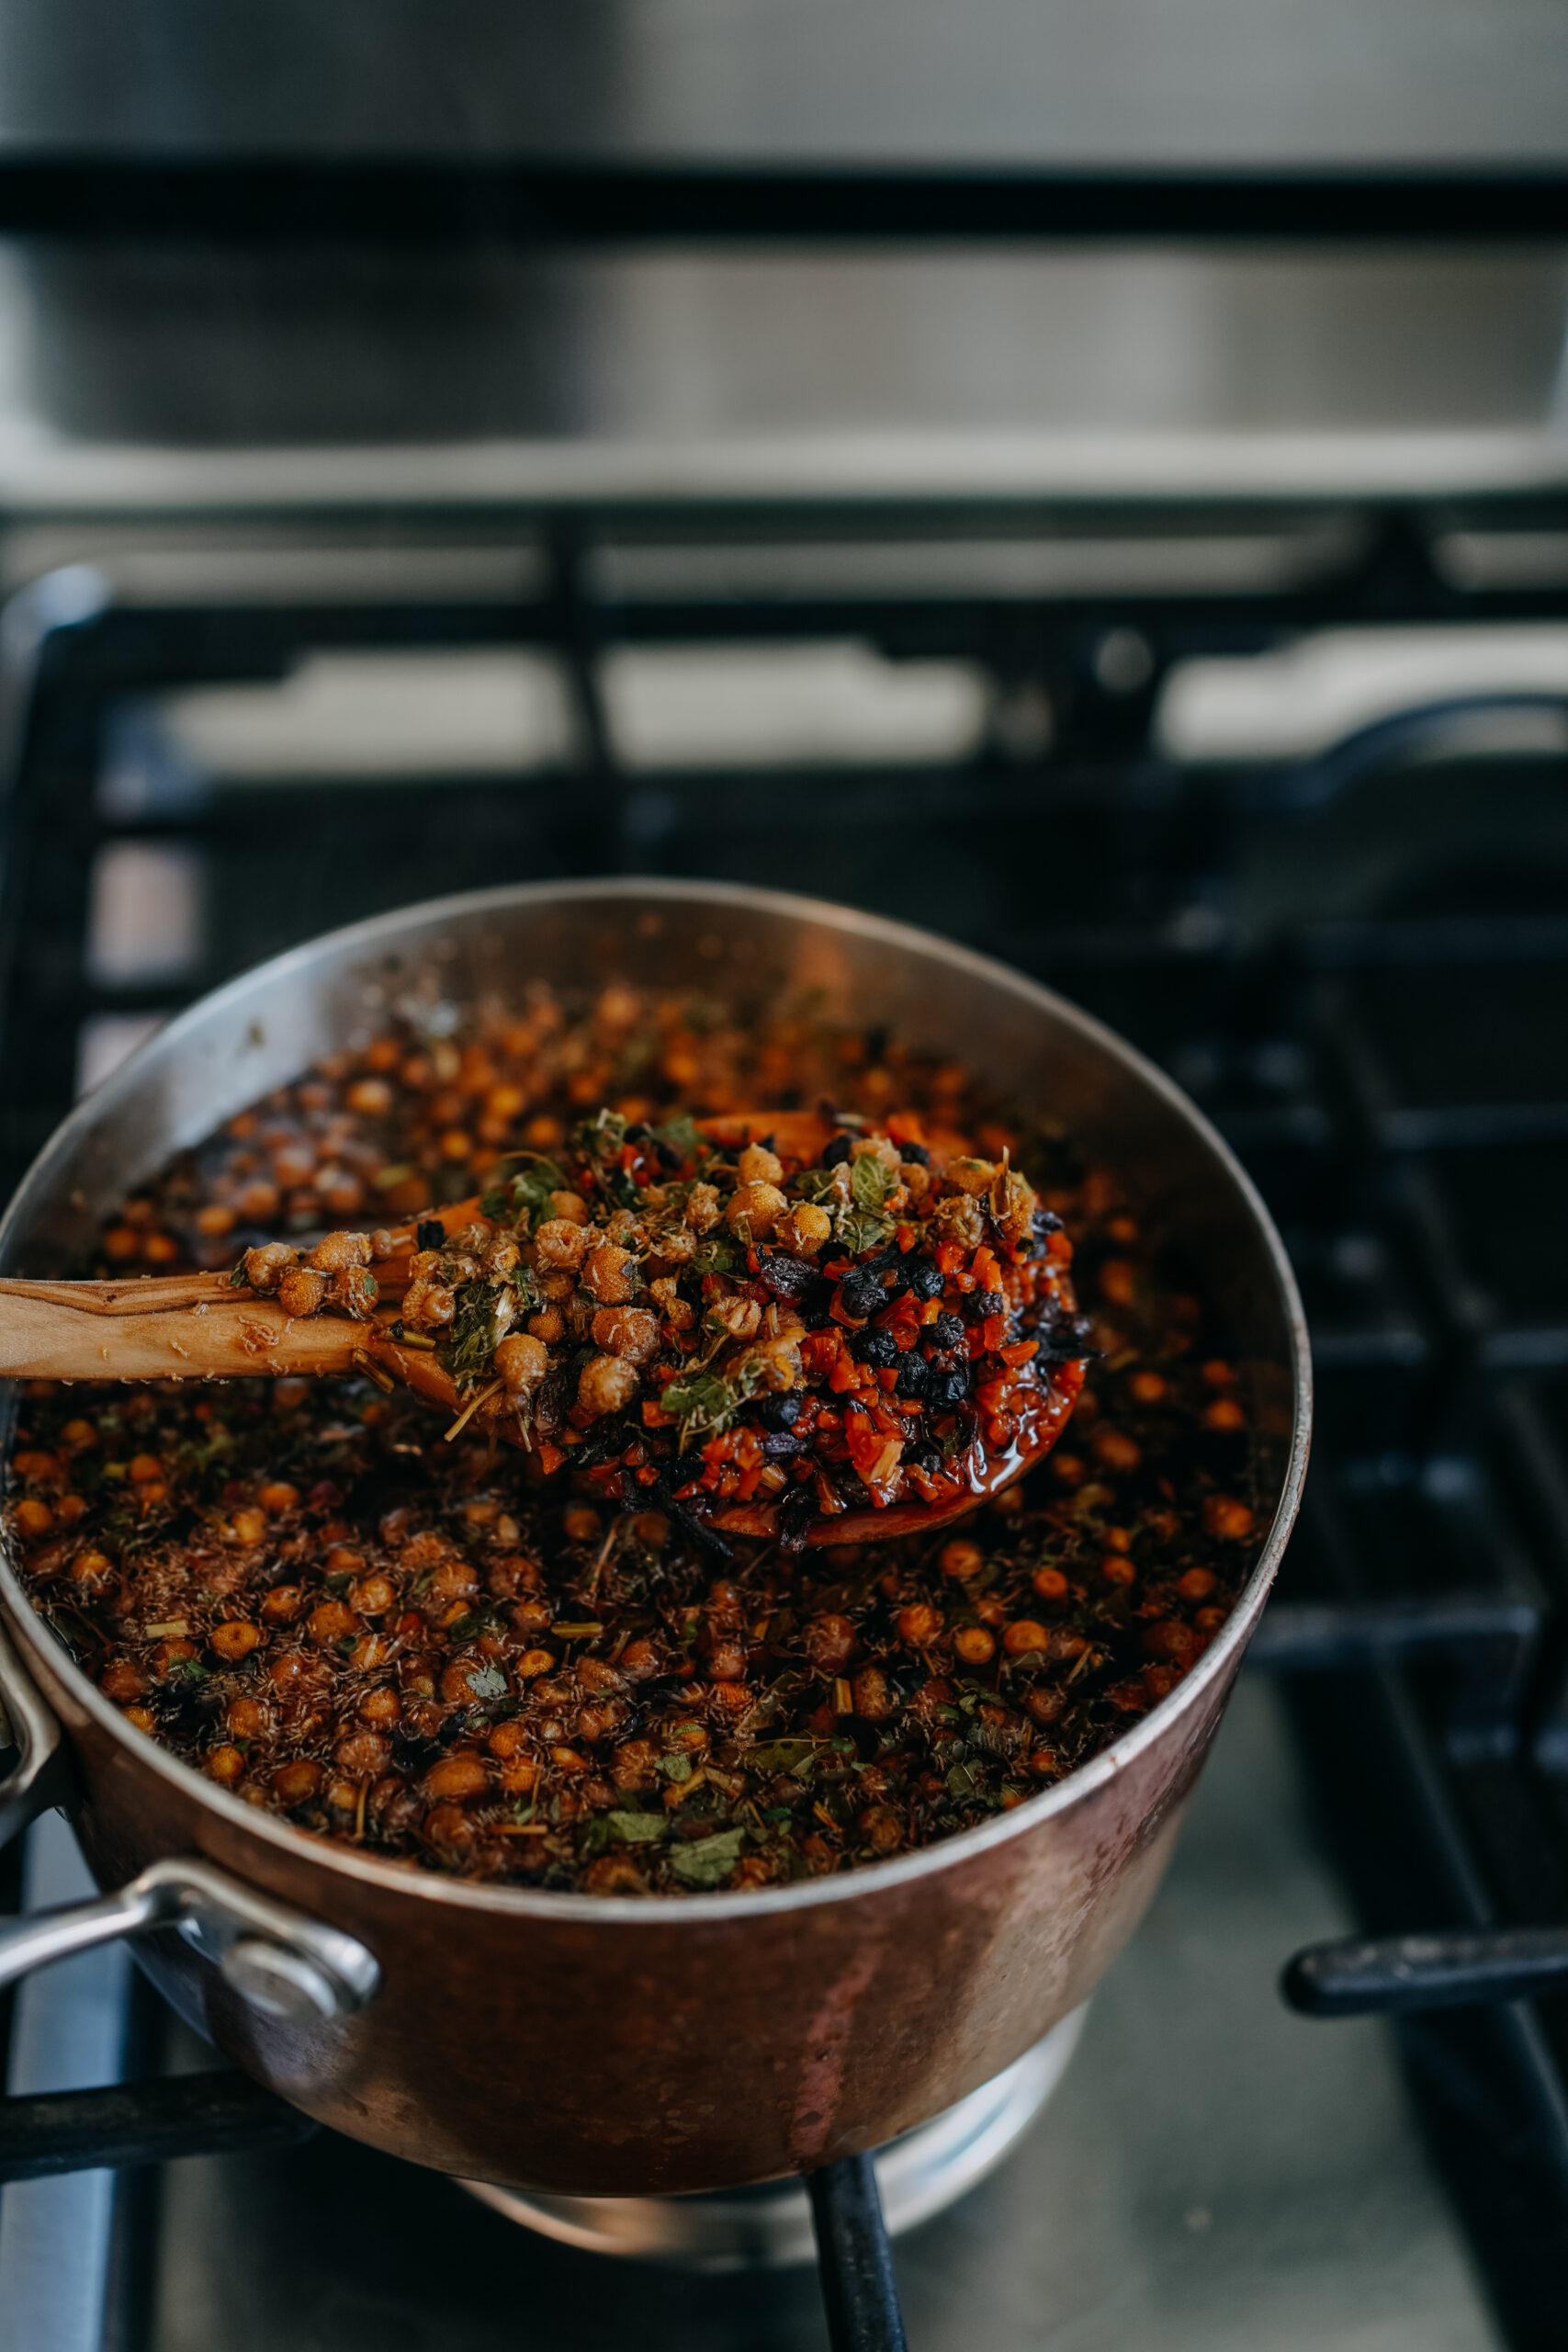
756,1250,817,1303
822,1132,854,1167
895,1352,930,1398
416,1218,446,1251
1030,1305,1097,1361
574,1423,626,1468
850,1328,900,1368
927,1365,970,1408
1032,1205,1065,1238
777,1485,818,1553
899,1142,931,1167
930,1311,965,1350
758,1391,803,1432
968,1288,1006,1322
906,1259,944,1301
837,1268,885,1319
798,1280,835,1331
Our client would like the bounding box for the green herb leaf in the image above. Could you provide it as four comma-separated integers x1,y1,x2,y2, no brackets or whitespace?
688,1237,742,1278
228,1263,250,1288
572,1109,640,1204
652,1112,704,1162
850,1154,898,1212
835,1206,897,1255
607,1811,670,1845
508,1157,568,1227
503,1263,543,1317
464,1662,508,1702
576,1108,628,1163
944,1758,983,1801
668,1827,746,1888
792,1167,841,1205
443,1280,506,1393
743,1737,820,1776
659,1368,734,1433
660,1353,770,1447
660,1752,694,1783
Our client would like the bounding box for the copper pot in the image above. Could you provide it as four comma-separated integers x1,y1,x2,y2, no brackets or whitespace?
0,880,1310,2196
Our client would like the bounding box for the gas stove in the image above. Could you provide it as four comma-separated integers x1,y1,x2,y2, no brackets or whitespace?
2,483,1568,2347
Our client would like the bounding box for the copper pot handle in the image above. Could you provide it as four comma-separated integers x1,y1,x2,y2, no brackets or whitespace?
0,1613,71,1845
0,1622,379,2028
0,1852,380,2026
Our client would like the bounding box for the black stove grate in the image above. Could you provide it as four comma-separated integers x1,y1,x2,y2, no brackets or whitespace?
1,514,1568,2345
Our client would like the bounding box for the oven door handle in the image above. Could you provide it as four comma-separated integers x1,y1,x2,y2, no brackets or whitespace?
0,1617,378,2027
0,1613,72,1846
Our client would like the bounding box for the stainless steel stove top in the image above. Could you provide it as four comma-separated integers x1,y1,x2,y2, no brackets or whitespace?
1,1679,1501,2350
2,471,1565,2345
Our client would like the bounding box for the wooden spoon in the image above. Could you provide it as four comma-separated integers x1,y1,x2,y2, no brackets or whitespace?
0,1111,1083,1543
0,1103,892,1386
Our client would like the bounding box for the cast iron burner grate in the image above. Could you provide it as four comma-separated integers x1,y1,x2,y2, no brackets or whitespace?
1,503,1568,2346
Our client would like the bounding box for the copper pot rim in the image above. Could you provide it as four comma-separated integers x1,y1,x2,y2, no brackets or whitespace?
0,875,1312,1928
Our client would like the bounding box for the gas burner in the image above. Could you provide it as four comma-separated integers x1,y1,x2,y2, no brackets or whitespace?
462,2009,1086,2270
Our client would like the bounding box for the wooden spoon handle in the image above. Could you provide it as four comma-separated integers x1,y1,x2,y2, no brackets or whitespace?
0,1273,244,1316
0,1285,368,1384
0,1184,490,1362
0,1276,515,1453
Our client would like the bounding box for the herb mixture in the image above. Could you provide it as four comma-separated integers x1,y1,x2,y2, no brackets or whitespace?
231,1105,1086,1545
4,985,1260,1894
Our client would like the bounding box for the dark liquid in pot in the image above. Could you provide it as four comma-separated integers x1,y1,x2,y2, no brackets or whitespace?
5,985,1258,1895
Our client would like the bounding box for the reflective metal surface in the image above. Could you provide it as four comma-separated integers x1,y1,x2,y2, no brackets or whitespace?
0,0,1562,166
464,2011,1087,2269
0,1815,130,2352
0,243,1561,503
0,1850,380,2027
138,1684,1500,2349
0,878,1308,2194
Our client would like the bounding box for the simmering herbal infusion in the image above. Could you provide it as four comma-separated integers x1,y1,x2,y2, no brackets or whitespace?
6,983,1259,1895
